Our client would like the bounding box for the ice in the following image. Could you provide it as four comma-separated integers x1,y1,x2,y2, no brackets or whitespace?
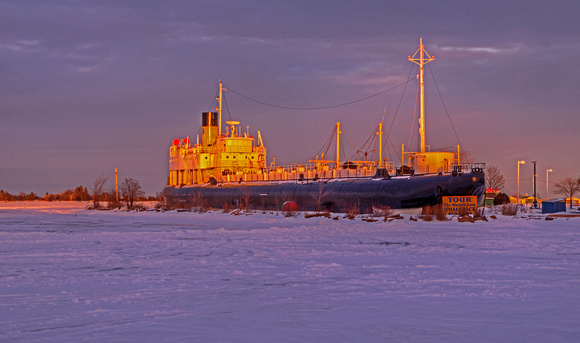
1,202,579,342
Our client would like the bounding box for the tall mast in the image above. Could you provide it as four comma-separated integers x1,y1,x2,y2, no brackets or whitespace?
408,38,434,153
216,80,225,137
377,123,383,168
336,122,341,169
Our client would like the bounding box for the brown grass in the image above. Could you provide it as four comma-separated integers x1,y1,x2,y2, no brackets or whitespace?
422,204,447,221
501,203,517,216
422,206,434,221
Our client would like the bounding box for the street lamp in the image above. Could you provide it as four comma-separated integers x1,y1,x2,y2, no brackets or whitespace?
532,161,538,209
517,160,525,208
546,169,553,199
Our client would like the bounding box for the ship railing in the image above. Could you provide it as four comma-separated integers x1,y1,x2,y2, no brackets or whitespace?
223,162,398,183
268,161,394,173
401,162,486,176
219,146,265,153
269,163,323,174
259,162,392,182
236,162,482,184
438,163,486,177
175,145,265,154
455,163,485,173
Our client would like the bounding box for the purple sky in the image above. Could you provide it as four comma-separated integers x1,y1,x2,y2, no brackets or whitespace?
1,0,579,197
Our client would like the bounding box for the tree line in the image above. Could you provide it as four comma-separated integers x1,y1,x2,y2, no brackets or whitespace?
0,177,156,210
0,186,90,202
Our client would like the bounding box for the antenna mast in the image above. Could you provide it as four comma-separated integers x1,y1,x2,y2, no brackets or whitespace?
377,123,383,168
336,122,341,169
216,80,226,137
408,38,434,153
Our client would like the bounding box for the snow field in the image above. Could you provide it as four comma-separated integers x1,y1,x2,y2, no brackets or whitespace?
0,202,579,342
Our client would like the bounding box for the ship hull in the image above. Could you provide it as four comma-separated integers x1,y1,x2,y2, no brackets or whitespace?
163,170,485,213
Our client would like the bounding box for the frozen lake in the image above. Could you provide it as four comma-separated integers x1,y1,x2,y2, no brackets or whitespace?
1,202,579,342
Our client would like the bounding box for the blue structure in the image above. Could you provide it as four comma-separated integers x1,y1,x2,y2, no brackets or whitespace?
542,198,566,214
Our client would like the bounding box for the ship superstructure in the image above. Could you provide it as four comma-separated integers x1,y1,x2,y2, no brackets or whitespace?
168,81,394,187
168,81,267,186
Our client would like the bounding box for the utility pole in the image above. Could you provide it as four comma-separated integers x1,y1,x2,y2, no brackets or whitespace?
517,160,525,211
546,169,553,200
115,168,119,203
532,161,538,209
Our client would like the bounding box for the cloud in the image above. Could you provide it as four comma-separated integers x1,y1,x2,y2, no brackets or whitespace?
0,43,23,52
439,44,522,55
19,40,40,45
326,70,408,86
75,67,95,73
0,39,43,52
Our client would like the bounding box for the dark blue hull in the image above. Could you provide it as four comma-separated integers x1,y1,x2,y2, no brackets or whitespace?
164,169,485,213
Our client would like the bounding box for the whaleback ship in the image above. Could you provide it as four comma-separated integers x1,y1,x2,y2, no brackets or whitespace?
163,39,485,213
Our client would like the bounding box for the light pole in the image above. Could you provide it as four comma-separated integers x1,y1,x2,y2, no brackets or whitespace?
532,161,538,208
546,169,553,200
115,168,119,204
517,160,525,208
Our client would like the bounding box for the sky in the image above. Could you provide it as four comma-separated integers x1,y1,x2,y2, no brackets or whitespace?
1,0,579,197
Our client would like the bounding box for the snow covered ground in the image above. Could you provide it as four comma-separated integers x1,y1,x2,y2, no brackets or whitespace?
1,202,579,342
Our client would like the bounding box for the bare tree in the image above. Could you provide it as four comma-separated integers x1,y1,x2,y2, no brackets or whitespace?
310,181,332,213
553,177,580,209
273,190,290,216
485,165,505,190
89,175,109,209
240,187,253,213
155,189,175,210
106,188,122,209
120,178,145,210
187,190,205,212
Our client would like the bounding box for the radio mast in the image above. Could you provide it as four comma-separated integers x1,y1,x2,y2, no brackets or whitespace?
408,38,434,153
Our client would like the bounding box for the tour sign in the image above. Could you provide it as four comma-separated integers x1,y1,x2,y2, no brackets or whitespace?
442,196,478,215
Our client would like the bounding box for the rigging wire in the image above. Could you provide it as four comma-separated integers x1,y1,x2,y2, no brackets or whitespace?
349,125,378,161
385,64,416,163
208,96,216,113
208,81,220,113
342,130,357,154
381,105,387,125
339,137,347,164
313,126,337,160
388,139,401,164
407,77,420,148
225,78,415,111
223,94,233,122
427,64,466,161
207,85,232,122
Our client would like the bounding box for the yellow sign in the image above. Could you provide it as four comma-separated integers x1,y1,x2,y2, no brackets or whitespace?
442,196,477,215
